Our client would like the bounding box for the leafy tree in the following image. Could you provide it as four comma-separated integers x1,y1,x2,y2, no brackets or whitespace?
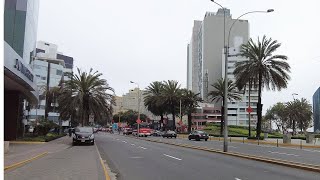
113,110,147,126
234,36,291,138
58,68,115,126
265,102,288,133
207,78,241,136
180,89,202,133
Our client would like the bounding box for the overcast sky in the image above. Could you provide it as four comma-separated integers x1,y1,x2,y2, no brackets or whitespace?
37,0,320,113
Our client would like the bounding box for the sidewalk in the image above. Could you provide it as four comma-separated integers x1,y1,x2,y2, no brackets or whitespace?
4,135,72,168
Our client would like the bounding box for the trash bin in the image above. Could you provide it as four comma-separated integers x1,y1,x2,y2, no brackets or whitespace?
306,134,315,144
283,134,291,144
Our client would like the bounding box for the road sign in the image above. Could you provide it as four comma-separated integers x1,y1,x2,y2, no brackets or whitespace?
136,119,141,124
246,106,253,113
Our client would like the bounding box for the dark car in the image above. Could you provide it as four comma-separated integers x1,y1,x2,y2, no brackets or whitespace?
152,130,162,136
72,127,95,145
162,130,177,138
188,130,209,141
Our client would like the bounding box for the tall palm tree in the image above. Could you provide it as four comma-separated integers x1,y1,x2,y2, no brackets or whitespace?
234,35,291,138
180,89,202,133
58,68,115,126
161,80,181,130
208,78,241,136
144,81,166,129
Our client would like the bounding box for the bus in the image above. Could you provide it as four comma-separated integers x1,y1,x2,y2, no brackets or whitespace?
132,122,152,137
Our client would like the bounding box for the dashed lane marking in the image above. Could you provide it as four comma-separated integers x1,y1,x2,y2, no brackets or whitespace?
163,154,182,161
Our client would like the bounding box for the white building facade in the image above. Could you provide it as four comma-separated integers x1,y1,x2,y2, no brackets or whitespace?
28,41,74,124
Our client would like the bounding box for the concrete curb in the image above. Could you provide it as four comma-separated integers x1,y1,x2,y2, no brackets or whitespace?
177,135,320,149
140,138,320,173
4,152,48,171
95,144,111,180
10,141,46,144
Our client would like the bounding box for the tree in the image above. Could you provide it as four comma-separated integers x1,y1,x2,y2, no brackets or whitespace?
113,110,147,126
58,68,115,127
234,35,291,138
207,78,241,136
180,89,202,133
144,81,166,129
265,102,288,133
41,86,61,120
285,98,312,135
161,80,181,130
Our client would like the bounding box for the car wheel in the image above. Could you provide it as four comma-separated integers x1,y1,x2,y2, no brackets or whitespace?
188,137,191,140
196,136,200,141
91,141,95,145
205,139,208,141
163,136,165,138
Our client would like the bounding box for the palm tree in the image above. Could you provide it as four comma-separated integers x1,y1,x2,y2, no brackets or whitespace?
234,35,291,138
180,89,202,133
144,81,166,130
58,68,115,126
208,78,241,136
41,86,61,120
161,80,181,130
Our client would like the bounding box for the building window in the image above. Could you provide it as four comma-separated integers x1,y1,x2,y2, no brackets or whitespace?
36,74,40,77
228,108,237,110
240,108,245,112
41,77,46,80
56,69,63,76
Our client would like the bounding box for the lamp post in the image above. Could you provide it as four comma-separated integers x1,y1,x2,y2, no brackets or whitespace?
130,81,141,136
292,93,298,101
210,0,273,152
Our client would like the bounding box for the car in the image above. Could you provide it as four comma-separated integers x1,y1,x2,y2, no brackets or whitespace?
152,130,162,136
162,130,177,138
188,130,209,141
123,128,133,135
72,127,95,145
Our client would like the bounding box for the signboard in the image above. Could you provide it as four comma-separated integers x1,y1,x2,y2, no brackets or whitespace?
89,114,94,122
136,119,141,124
246,106,253,113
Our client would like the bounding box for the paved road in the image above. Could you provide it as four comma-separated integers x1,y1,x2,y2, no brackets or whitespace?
4,142,105,180
96,133,319,180
146,136,320,166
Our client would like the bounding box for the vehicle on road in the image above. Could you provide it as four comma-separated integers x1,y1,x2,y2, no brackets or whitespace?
162,130,177,138
152,130,162,136
123,127,133,135
132,123,152,137
72,127,95,145
188,130,209,141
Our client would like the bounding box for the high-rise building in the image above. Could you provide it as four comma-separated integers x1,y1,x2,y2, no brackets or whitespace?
27,41,74,124
4,0,40,140
187,9,256,126
313,87,320,133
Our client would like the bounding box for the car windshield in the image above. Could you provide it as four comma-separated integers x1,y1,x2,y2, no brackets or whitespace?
75,127,93,133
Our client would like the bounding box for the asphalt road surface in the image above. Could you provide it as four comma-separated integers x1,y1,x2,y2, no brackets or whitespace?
147,135,320,166
96,133,320,180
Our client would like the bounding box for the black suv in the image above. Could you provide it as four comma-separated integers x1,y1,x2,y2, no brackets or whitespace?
72,127,95,145
188,130,209,141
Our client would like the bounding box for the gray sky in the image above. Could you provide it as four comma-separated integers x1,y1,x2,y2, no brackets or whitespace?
37,0,320,113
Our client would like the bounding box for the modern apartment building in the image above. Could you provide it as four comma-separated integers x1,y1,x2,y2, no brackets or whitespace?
313,87,320,133
4,0,40,140
191,103,221,130
187,9,256,126
27,41,74,124
113,88,159,121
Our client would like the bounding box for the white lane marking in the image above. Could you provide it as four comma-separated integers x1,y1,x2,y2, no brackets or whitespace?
129,156,143,159
235,178,242,180
268,151,299,157
131,144,135,146
116,139,120,140
163,154,182,161
139,146,147,150
122,141,127,143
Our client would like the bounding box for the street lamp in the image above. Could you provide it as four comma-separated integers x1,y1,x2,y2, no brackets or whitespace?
210,0,274,152
292,93,298,100
130,81,141,136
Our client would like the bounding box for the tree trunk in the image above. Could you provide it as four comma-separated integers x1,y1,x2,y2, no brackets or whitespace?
187,113,192,133
248,80,252,137
172,107,176,131
256,71,263,138
220,106,224,137
160,114,163,130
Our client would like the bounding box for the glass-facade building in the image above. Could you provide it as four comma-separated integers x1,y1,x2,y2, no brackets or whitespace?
4,0,40,140
313,87,320,133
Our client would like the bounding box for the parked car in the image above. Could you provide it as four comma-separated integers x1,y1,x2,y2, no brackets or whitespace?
188,130,209,141
152,130,162,136
123,128,132,135
162,130,177,138
72,127,95,145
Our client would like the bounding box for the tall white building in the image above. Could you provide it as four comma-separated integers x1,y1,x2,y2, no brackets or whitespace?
28,41,74,124
187,9,256,126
